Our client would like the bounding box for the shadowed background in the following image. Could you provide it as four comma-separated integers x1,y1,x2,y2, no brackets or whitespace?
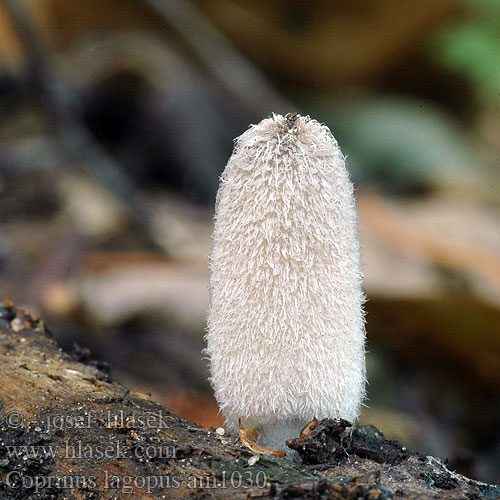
0,0,498,484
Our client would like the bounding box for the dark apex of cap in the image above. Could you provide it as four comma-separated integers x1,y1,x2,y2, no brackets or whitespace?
285,113,299,130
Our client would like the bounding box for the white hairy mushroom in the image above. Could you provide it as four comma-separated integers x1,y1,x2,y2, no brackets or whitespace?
205,113,366,451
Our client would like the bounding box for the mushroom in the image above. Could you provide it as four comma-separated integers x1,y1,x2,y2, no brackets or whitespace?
205,113,366,451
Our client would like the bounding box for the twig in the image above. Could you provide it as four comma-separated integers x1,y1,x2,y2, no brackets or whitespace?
143,0,294,116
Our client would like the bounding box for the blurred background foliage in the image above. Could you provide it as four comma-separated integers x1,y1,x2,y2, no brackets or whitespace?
432,0,500,99
0,0,498,485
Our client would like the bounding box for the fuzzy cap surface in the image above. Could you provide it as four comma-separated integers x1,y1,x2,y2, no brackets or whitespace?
206,113,366,447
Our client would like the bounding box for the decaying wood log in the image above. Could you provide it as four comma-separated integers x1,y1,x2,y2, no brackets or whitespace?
0,301,499,499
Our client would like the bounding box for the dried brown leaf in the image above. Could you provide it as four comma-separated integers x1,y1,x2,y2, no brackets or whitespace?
238,419,286,457
300,417,318,437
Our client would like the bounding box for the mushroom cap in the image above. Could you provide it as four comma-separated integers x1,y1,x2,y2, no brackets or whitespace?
206,114,366,439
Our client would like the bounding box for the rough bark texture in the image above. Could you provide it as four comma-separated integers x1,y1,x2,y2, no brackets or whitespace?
0,301,499,499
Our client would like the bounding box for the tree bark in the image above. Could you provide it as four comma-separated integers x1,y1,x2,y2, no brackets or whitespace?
0,301,498,499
